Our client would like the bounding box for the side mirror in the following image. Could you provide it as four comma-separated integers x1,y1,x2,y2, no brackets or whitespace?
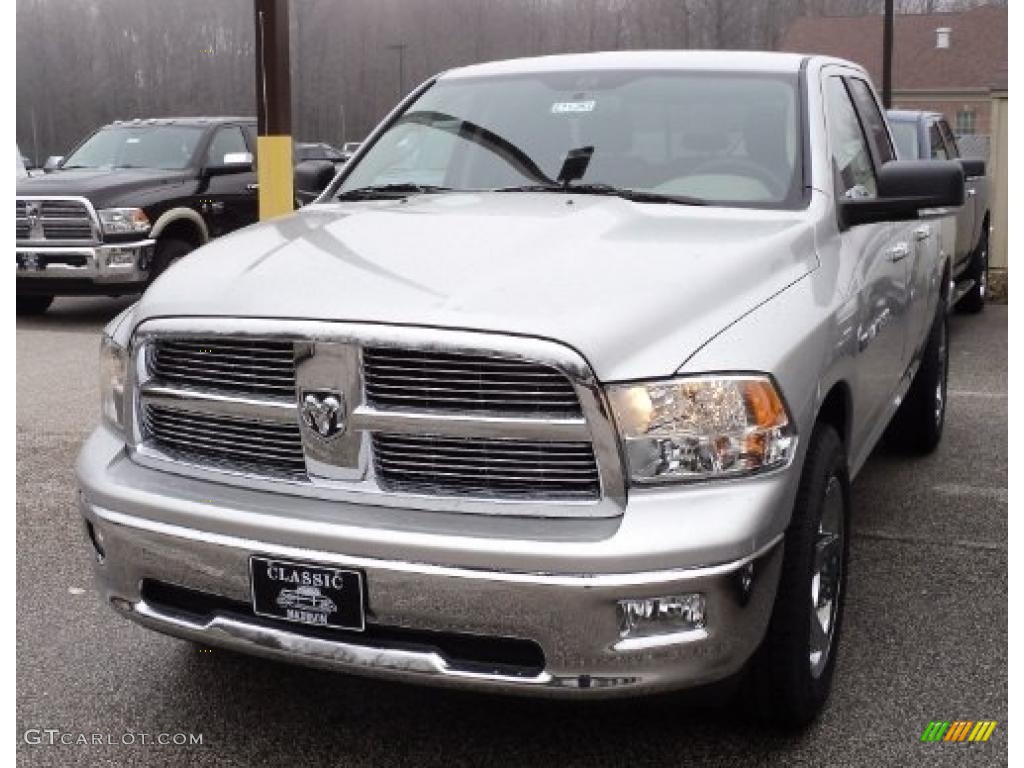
959,158,986,178
839,160,965,228
294,159,336,200
43,155,64,173
204,151,253,176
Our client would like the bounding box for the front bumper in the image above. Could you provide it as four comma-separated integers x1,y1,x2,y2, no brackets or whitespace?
16,240,155,292
77,427,793,698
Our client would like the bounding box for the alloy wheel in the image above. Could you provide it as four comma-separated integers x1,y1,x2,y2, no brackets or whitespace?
809,475,844,679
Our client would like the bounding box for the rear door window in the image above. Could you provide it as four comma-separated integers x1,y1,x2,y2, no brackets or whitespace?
846,78,895,165
936,120,961,158
929,124,949,160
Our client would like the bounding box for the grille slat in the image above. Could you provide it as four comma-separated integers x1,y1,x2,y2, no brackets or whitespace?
151,338,297,398
363,347,581,416
144,405,306,478
373,434,600,500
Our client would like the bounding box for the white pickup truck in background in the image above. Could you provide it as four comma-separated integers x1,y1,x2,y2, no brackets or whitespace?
887,110,990,312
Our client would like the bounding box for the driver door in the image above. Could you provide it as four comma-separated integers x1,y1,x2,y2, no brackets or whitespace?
824,74,911,459
197,124,259,237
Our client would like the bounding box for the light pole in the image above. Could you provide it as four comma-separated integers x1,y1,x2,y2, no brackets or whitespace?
253,0,294,220
387,43,407,98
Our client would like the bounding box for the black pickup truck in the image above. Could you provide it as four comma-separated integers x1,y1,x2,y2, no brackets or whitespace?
16,117,260,314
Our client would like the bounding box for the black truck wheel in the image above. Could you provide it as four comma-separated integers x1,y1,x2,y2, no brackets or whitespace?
887,308,948,454
149,238,193,283
16,295,54,316
957,227,988,314
748,423,850,728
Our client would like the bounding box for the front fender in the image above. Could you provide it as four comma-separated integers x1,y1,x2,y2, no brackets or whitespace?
150,207,210,244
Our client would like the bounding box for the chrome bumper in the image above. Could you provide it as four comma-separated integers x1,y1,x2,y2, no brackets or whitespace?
77,425,793,697
16,239,155,283
80,497,783,698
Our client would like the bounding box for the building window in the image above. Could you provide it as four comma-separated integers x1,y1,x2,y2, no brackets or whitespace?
956,108,977,135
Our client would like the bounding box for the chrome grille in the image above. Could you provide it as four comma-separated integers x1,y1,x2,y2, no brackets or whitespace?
16,198,96,242
131,321,623,515
143,405,306,479
362,347,581,415
150,338,297,399
372,433,600,500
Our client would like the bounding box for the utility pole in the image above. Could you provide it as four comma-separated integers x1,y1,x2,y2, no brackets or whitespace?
882,0,894,108
253,0,294,220
387,43,407,98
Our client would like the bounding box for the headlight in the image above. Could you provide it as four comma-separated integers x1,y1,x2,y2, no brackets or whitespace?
98,207,150,235
100,335,128,432
607,374,796,484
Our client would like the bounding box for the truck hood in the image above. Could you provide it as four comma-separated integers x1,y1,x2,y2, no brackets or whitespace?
133,193,817,381
16,167,193,208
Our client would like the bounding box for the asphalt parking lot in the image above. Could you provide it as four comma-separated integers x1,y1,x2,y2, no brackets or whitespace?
16,297,1007,767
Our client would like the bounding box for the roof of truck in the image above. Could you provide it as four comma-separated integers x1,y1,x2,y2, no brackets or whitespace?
441,50,854,80
886,109,944,124
105,116,256,128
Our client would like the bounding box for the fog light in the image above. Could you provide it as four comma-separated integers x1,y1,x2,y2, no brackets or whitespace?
105,248,137,268
617,594,706,639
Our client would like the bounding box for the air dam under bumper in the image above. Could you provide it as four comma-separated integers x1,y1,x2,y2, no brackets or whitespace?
80,497,783,697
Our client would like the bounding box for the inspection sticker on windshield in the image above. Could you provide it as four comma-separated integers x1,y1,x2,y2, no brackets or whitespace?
551,100,595,114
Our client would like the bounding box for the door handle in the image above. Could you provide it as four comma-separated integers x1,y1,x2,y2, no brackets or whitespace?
967,188,977,197
246,183,259,192
886,243,910,263
913,226,932,241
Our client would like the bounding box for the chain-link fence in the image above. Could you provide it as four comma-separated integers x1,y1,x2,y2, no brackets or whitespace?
956,134,991,160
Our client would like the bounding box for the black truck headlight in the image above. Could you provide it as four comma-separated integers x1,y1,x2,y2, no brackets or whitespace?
98,207,150,236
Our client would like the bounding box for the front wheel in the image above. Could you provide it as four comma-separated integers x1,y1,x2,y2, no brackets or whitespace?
748,423,850,728
16,295,54,316
149,238,193,284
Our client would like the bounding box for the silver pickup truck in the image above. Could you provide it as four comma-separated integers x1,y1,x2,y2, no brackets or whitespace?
76,52,964,727
887,110,990,312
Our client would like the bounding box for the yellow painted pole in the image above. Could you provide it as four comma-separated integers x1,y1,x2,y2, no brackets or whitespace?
254,0,294,220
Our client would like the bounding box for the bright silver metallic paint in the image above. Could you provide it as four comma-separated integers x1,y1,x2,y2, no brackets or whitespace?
76,51,948,696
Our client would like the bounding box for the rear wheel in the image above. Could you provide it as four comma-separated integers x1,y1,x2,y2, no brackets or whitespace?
749,423,850,728
887,308,948,454
957,228,988,314
149,238,193,283
16,295,54,316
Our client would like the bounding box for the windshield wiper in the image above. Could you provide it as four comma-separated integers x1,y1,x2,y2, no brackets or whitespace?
494,182,706,206
336,183,453,200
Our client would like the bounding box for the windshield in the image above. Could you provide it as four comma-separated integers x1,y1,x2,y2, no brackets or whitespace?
889,120,920,161
62,125,203,170
338,70,803,207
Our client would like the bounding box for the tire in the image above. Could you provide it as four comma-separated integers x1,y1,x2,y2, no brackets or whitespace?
887,308,948,455
956,227,988,314
16,294,54,316
749,423,850,728
149,238,193,283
